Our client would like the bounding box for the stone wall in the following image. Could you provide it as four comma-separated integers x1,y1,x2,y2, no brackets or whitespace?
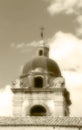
13,90,65,117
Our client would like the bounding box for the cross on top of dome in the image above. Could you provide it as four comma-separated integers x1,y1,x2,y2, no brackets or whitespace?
40,27,45,40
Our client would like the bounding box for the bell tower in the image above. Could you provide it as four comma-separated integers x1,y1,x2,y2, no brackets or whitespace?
37,42,49,57
11,30,71,117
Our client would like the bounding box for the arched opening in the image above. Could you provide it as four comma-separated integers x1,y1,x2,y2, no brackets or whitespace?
34,77,43,88
39,50,43,56
30,105,46,116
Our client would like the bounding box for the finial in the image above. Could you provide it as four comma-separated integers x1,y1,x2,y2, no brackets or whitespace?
40,27,45,40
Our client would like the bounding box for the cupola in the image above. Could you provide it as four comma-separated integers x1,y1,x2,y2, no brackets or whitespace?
11,28,71,117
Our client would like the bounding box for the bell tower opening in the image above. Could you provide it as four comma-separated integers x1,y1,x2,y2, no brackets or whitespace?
39,49,43,56
30,105,46,116
34,77,43,88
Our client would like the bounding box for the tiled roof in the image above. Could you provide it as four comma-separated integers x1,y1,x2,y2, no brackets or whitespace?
0,117,82,127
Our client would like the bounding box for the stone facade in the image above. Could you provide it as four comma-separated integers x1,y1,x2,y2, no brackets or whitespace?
11,75,70,117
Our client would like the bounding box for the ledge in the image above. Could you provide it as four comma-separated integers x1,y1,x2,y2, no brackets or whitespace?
0,117,82,127
11,87,64,93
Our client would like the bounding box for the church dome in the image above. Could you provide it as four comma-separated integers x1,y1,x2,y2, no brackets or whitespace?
21,56,61,77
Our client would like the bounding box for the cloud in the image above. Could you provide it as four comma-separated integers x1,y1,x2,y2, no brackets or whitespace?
0,85,13,116
63,71,82,116
10,40,44,49
44,0,82,36
49,31,82,72
49,31,82,116
76,15,82,36
46,0,82,15
10,40,46,54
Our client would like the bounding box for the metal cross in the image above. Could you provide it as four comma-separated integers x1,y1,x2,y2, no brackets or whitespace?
40,27,45,40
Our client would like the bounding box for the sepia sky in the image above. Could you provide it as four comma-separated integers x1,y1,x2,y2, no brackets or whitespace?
0,0,82,116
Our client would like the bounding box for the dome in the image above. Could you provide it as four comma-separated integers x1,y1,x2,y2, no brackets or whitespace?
21,56,61,77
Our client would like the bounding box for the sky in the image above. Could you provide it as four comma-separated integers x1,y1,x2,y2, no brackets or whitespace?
0,0,82,116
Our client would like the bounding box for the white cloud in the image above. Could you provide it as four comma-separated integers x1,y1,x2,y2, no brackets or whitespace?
10,40,44,49
44,0,82,36
63,71,82,116
10,40,48,54
49,31,82,72
49,31,82,116
46,0,82,15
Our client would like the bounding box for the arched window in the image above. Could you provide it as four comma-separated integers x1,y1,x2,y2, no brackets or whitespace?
30,105,46,116
39,50,43,56
34,77,43,88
